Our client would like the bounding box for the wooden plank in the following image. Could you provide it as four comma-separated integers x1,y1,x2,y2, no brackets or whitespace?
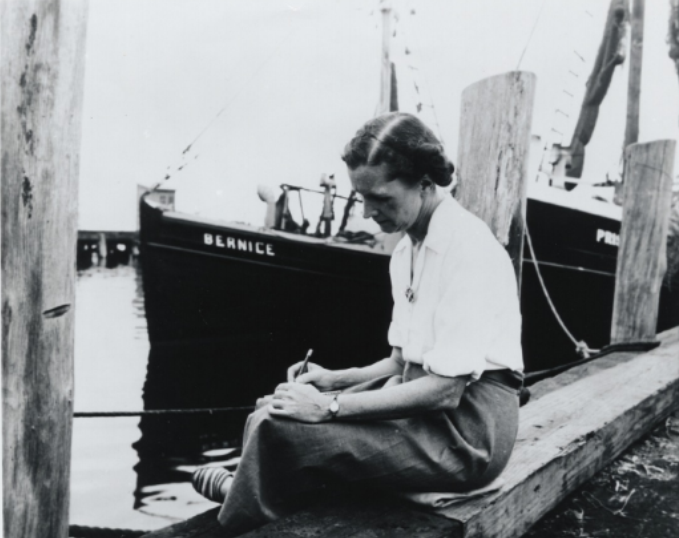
436,326,679,538
142,329,679,538
140,498,460,538
456,71,536,283
239,494,460,538
139,508,222,538
1,1,89,537
611,140,675,344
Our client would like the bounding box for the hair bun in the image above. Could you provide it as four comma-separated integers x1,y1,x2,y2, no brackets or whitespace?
413,143,455,187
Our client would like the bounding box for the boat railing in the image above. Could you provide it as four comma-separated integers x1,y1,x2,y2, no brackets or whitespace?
274,183,362,238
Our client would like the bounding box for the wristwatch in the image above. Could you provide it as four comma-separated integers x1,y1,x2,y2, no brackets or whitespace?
328,394,340,420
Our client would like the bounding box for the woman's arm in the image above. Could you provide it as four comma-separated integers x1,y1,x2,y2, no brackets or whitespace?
268,371,468,423
332,373,468,420
288,347,405,390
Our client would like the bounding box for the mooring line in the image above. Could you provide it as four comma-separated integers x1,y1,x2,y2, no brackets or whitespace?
74,406,255,418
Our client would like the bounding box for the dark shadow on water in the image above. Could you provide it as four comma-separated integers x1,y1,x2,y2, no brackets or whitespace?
131,341,251,510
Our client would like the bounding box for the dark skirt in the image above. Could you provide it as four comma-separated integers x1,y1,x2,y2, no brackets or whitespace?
217,371,521,536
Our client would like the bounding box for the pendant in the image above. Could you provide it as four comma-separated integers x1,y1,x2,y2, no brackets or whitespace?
405,287,415,303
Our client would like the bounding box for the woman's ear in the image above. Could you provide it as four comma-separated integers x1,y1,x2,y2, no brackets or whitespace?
420,176,435,192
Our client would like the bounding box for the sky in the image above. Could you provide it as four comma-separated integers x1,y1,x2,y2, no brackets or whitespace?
78,0,679,231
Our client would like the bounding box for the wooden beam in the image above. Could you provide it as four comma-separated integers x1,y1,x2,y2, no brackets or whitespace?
437,326,679,538
1,1,89,537
140,328,679,538
611,140,676,344
456,71,536,284
141,496,460,538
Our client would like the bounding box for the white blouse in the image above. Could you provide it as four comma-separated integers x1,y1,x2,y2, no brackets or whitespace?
388,195,524,380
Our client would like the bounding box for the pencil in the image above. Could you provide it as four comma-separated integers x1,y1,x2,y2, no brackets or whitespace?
296,349,313,381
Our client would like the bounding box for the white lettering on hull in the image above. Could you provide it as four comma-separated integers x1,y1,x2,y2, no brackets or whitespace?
596,229,620,246
203,233,275,256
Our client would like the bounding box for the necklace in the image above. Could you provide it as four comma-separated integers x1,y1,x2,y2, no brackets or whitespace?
406,240,422,303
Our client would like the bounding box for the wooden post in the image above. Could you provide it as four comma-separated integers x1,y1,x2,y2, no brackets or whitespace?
456,71,536,285
2,1,89,537
611,140,676,344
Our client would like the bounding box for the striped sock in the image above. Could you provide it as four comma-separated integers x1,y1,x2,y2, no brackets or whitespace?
192,467,233,503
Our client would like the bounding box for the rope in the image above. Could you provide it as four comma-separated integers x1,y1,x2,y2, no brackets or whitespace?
151,0,311,191
74,406,255,418
516,0,548,70
400,0,446,145
69,525,146,538
525,340,660,385
524,221,600,359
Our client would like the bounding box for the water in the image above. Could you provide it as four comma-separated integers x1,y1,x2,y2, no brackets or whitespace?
70,261,240,532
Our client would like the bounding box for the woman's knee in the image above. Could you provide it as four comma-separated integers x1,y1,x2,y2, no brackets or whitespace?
245,405,304,443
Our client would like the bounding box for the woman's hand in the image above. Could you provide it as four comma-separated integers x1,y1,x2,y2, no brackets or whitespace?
286,361,337,390
268,382,332,423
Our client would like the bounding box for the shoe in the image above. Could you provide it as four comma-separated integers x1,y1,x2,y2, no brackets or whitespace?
192,467,233,503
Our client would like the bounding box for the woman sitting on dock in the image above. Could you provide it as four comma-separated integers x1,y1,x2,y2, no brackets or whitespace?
192,112,524,536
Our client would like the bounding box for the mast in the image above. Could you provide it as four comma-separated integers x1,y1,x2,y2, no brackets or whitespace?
623,0,644,148
378,4,393,115
559,0,628,184
616,0,645,203
390,61,399,112
669,1,679,94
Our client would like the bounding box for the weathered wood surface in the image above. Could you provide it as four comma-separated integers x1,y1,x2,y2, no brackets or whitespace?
140,508,223,538
1,1,89,537
611,140,676,344
436,326,679,538
140,328,679,538
141,496,460,538
456,71,536,283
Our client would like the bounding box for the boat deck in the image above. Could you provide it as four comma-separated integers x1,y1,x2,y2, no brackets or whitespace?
140,326,679,538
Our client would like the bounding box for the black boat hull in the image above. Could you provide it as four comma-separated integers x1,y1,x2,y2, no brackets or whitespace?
139,195,677,407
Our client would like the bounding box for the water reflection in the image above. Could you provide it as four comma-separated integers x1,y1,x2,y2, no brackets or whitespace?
72,253,248,531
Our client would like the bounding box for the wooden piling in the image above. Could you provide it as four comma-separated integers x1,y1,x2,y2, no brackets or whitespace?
455,71,536,284
1,1,89,537
611,140,676,344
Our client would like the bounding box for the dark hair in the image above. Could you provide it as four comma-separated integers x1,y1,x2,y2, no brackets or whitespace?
341,112,454,187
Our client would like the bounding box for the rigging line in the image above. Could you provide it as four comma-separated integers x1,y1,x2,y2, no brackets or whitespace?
73,406,256,418
516,0,548,70
524,220,600,358
156,2,311,187
399,0,446,145
538,7,602,156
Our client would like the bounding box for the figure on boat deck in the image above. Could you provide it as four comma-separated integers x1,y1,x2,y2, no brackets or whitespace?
192,112,525,537
315,173,336,237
